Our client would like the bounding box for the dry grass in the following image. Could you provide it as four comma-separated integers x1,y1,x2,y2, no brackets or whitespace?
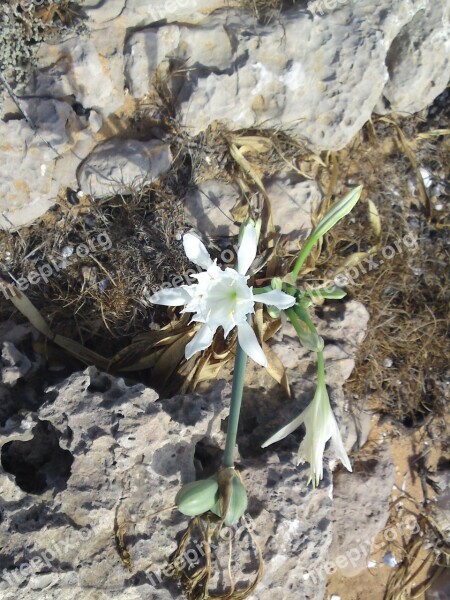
315,105,450,427
0,60,448,409
238,0,307,22
0,169,191,354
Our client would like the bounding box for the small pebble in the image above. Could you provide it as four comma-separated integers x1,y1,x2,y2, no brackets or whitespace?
383,552,397,568
98,278,109,292
84,215,96,228
61,246,74,258
383,357,393,368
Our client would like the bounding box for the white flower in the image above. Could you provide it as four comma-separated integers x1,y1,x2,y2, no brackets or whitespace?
261,380,352,486
149,224,295,367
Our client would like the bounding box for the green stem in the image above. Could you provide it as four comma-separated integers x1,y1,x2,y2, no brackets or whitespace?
286,307,311,337
317,350,325,387
223,341,248,468
291,236,318,281
293,304,316,332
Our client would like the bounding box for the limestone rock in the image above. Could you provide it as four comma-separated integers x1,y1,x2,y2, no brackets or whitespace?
169,1,434,150
124,20,233,98
0,368,333,600
328,446,396,576
0,99,96,231
77,138,173,198
184,176,320,243
124,26,182,98
184,180,240,236
3,0,448,230
0,299,371,600
29,32,125,119
376,1,450,114
79,0,225,28
1,342,32,386
0,322,44,431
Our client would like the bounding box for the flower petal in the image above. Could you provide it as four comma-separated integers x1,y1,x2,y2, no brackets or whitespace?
237,319,267,367
261,410,307,447
253,289,296,310
330,416,352,472
237,224,257,275
237,321,267,367
185,324,216,360
183,233,213,270
149,286,191,306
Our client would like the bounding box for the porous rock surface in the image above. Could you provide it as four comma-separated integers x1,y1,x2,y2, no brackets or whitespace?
0,300,377,600
0,0,448,229
0,368,332,600
328,447,396,576
77,138,173,198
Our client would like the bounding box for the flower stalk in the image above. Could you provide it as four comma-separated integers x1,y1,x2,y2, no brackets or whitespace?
223,340,248,468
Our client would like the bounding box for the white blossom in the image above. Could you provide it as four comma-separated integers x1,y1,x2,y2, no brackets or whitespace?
150,224,295,367
262,380,352,486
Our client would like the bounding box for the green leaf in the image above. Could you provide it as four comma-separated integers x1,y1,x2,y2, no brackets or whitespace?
291,186,363,279
304,285,347,300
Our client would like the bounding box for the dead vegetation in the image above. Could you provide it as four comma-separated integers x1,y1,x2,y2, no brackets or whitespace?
1,83,448,411
238,0,307,23
321,107,450,429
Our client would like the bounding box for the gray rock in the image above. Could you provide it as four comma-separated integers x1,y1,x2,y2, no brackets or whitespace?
0,323,43,434
29,31,125,119
3,0,448,230
79,0,225,28
184,180,240,237
77,138,173,198
184,176,320,244
124,21,233,98
376,1,450,115
167,0,437,150
328,446,396,576
0,98,96,230
0,368,332,600
1,342,32,386
0,299,371,600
